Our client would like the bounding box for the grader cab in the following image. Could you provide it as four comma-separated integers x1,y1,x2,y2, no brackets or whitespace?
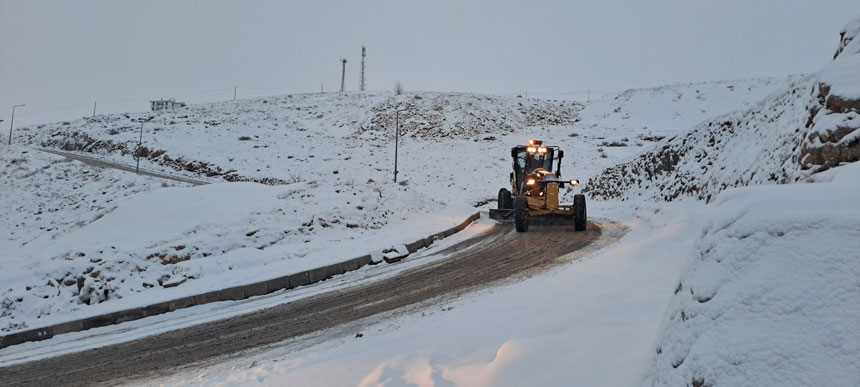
489,139,587,232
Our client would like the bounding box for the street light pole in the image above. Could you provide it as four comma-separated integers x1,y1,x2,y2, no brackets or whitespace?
134,116,154,173
8,104,25,145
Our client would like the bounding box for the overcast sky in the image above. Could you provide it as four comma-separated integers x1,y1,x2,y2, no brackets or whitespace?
1,0,858,127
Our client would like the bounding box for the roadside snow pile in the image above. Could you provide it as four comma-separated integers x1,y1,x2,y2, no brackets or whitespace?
643,161,860,387
585,15,860,203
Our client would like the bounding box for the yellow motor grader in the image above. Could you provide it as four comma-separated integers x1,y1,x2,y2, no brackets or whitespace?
489,139,587,232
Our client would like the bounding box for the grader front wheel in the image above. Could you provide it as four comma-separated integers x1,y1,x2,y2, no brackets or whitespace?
498,188,513,209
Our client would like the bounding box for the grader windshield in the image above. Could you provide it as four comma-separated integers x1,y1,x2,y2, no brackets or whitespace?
512,146,557,192
514,148,555,174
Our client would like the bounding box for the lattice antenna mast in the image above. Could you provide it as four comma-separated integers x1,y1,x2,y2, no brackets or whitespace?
359,46,366,91
340,59,347,93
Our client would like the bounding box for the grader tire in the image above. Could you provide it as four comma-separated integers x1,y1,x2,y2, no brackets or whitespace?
573,194,587,231
498,188,513,209
514,197,529,232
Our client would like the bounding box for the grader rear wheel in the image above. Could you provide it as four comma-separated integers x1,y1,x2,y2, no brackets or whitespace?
573,194,587,231
514,197,529,232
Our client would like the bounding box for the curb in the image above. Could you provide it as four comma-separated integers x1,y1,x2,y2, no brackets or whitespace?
0,212,481,350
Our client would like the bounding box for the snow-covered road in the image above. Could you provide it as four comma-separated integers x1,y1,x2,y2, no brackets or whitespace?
0,217,624,386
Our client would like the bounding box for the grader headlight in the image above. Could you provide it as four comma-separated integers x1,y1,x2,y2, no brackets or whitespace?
526,178,536,186
526,147,537,153
570,179,579,186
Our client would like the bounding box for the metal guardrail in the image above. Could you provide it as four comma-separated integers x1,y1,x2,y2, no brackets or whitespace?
37,148,210,186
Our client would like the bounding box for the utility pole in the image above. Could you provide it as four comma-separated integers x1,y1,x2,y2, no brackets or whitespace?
233,86,237,101
340,58,347,93
321,84,323,93
136,120,144,173
359,46,366,91
8,104,25,145
93,102,97,117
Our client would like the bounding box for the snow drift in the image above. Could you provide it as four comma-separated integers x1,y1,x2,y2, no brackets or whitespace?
642,162,860,387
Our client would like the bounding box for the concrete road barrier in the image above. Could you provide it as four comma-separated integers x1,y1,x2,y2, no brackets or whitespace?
0,212,480,350
265,275,291,293
288,272,310,288
220,286,246,301
168,296,197,312
194,290,221,306
244,282,269,298
405,239,427,254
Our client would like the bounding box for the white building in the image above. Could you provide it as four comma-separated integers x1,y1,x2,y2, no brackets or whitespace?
150,98,186,111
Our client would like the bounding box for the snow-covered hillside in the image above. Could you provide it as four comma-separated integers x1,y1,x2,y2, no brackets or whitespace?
585,75,818,202
0,148,186,331
1,80,787,335
21,92,580,185
578,76,801,138
584,16,860,203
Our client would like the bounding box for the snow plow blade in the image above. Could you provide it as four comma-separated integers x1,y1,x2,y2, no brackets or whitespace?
489,208,514,221
489,209,576,225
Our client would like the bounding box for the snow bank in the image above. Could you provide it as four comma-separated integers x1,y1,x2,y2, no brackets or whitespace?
642,161,860,387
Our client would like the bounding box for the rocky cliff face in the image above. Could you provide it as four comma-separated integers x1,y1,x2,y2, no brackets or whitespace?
800,16,860,172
